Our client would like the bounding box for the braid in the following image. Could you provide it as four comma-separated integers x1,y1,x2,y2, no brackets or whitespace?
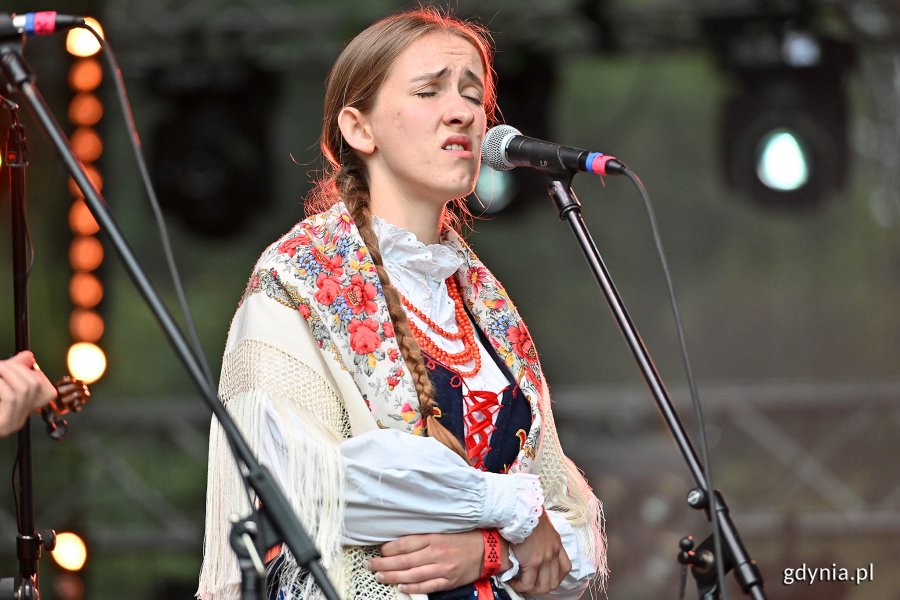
337,169,469,463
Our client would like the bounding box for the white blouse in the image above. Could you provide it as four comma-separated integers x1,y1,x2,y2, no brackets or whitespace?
260,216,595,599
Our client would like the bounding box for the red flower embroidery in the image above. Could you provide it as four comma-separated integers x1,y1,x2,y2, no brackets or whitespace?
466,266,490,296
507,323,538,362
314,273,341,305
386,372,400,389
277,234,309,257
336,211,354,234
348,318,382,354
298,304,311,319
343,274,378,315
383,321,395,339
311,246,344,276
387,347,400,362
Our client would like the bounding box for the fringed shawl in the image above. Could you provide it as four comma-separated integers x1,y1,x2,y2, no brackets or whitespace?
198,202,606,599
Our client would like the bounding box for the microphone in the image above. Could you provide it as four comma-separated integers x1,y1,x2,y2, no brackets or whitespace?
481,124,626,176
1,12,85,38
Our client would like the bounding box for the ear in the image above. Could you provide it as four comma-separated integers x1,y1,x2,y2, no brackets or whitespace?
337,106,375,155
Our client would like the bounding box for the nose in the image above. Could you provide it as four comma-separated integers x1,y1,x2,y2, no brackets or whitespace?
444,93,477,128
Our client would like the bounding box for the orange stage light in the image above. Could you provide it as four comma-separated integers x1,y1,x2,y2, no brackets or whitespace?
68,200,100,236
68,93,103,126
69,236,104,272
69,273,104,309
69,309,105,343
70,128,103,163
67,166,103,197
68,58,103,92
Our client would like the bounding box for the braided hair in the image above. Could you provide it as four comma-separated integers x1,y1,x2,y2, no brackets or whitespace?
305,8,497,461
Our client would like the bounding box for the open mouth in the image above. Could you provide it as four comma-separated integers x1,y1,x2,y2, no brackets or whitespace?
442,136,471,152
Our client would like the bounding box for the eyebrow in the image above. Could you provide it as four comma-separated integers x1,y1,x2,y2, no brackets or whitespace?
410,67,484,90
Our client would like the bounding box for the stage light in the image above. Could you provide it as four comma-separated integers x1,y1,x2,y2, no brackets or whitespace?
51,532,88,572
67,342,107,384
70,127,103,162
69,273,103,308
67,167,103,197
711,17,854,208
65,17,104,58
721,68,849,208
69,200,100,235
69,309,105,343
470,164,516,215
68,59,103,92
66,49,107,382
756,129,809,191
69,236,104,272
68,93,103,126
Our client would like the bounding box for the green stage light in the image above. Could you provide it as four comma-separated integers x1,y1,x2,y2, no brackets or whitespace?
756,129,809,192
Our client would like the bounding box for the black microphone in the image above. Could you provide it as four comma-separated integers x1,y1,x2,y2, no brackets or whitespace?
481,124,625,176
1,11,85,39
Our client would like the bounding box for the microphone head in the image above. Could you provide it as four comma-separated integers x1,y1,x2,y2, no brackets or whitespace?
481,124,521,172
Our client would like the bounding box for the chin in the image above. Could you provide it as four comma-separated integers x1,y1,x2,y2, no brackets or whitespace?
446,177,477,199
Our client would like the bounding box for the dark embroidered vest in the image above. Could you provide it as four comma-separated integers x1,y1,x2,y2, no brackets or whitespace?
425,319,532,477
426,319,529,600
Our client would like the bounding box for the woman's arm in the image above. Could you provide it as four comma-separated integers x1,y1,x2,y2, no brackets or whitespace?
339,428,543,544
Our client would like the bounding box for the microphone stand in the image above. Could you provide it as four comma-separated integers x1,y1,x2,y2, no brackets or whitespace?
543,172,766,600
0,30,340,600
1,90,55,600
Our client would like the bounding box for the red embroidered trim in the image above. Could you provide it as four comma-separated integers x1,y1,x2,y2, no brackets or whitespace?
480,528,501,579
464,387,506,470
473,578,493,598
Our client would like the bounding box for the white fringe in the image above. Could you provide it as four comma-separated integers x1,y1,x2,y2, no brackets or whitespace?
197,390,347,599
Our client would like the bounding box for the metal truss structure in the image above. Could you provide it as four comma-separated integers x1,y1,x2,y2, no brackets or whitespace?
0,378,895,556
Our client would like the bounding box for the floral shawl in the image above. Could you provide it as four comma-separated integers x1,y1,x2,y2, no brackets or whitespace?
242,201,546,473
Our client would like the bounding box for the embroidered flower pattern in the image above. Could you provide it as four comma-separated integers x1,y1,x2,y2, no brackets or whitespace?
465,266,490,296
344,274,378,315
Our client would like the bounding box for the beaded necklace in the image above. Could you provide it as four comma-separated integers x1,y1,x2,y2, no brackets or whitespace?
400,276,482,378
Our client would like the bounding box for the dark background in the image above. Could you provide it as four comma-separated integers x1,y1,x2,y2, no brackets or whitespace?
1,1,899,598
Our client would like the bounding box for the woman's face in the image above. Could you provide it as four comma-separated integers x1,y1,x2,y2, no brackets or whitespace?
361,31,487,210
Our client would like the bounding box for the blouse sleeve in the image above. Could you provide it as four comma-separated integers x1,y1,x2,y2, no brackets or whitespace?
262,408,545,546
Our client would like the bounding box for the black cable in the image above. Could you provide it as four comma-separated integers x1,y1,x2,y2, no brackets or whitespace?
80,23,215,388
74,22,262,516
621,167,728,600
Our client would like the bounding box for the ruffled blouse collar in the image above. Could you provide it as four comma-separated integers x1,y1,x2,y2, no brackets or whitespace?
372,215,463,283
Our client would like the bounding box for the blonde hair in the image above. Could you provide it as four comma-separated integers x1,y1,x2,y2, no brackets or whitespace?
306,8,497,460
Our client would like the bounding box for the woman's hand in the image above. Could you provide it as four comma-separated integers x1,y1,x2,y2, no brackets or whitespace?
0,351,57,437
368,530,511,594
509,510,571,596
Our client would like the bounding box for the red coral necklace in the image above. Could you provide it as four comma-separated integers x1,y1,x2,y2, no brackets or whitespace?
400,276,482,378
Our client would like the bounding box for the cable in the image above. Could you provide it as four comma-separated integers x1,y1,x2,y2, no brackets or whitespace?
621,167,728,600
76,23,258,512
80,23,215,388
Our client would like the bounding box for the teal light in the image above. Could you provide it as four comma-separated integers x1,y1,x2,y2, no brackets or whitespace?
756,129,810,192
471,163,515,214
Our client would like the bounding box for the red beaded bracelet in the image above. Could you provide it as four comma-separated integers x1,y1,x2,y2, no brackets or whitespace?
480,528,501,579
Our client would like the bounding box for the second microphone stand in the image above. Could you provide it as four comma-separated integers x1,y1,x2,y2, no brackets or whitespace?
544,172,766,600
